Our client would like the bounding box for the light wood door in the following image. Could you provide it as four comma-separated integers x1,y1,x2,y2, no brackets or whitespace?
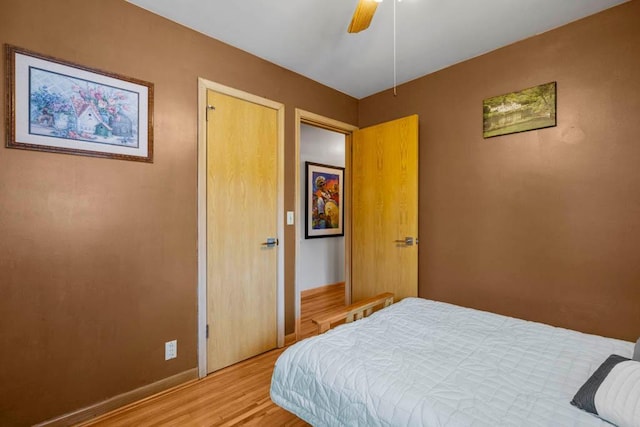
206,90,278,373
351,115,419,302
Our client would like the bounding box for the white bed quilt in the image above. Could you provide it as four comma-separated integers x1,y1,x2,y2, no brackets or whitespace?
270,298,634,426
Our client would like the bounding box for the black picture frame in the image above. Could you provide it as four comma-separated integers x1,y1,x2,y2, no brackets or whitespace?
305,161,344,239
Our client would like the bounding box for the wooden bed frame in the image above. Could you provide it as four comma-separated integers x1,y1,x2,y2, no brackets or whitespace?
311,292,394,334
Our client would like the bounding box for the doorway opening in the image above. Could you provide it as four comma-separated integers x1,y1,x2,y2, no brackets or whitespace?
299,124,345,324
294,110,357,339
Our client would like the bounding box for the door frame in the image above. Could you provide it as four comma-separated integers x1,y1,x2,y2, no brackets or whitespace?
294,109,358,339
197,77,285,378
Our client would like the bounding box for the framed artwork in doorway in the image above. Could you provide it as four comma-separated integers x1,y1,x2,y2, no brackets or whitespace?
5,44,154,162
305,162,344,238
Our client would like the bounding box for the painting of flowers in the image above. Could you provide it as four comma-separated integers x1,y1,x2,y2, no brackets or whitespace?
29,70,139,146
6,45,153,162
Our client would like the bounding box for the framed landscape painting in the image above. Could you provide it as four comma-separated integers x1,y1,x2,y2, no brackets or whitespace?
5,45,153,162
305,162,344,239
483,82,556,138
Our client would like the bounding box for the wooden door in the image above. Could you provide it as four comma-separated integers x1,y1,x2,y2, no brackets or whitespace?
351,115,419,302
206,90,278,373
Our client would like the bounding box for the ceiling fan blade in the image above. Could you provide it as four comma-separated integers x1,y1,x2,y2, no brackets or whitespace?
348,0,379,33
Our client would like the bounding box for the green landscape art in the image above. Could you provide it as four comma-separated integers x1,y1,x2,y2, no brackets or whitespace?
483,82,556,138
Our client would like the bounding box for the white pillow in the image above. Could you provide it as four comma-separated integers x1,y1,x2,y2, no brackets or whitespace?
571,354,640,427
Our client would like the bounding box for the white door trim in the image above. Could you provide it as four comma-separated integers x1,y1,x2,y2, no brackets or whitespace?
294,109,357,339
197,78,285,378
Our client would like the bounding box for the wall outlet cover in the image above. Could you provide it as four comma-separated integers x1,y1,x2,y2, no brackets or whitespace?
165,340,177,360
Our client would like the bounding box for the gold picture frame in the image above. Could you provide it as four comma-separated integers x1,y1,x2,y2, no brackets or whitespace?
6,45,154,162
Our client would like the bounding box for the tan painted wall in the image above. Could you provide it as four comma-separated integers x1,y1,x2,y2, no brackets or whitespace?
360,1,640,342
0,1,357,425
2,0,639,424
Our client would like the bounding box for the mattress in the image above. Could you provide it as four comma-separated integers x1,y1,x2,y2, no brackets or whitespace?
270,298,634,426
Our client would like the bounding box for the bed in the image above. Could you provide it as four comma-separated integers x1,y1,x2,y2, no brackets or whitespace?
270,296,638,426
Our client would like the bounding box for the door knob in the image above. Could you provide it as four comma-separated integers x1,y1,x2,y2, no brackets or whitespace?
261,237,279,248
394,237,414,246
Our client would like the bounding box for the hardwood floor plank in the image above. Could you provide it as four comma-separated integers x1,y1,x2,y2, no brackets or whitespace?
81,285,345,426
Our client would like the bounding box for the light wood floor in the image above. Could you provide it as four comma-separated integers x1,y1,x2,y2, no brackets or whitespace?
81,284,345,426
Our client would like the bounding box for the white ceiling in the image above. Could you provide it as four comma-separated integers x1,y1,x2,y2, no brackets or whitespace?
127,0,628,99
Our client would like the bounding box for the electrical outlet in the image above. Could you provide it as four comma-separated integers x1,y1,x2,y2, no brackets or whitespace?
165,340,177,360
287,211,294,225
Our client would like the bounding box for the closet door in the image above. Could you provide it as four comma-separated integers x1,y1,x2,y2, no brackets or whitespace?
206,89,279,372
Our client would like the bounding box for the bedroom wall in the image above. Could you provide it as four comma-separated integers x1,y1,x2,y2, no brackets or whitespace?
359,0,640,342
0,1,357,425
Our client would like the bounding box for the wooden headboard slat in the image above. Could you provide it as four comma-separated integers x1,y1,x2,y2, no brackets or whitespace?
311,292,395,334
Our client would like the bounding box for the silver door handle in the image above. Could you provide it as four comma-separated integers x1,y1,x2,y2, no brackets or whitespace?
394,237,414,246
261,237,278,248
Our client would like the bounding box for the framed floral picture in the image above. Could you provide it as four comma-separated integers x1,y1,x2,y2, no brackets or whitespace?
305,162,344,239
5,45,153,162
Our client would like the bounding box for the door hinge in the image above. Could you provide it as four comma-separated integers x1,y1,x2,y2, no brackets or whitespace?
206,105,215,121
206,324,209,339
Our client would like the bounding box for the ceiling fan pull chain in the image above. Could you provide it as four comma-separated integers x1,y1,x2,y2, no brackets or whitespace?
393,0,397,96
